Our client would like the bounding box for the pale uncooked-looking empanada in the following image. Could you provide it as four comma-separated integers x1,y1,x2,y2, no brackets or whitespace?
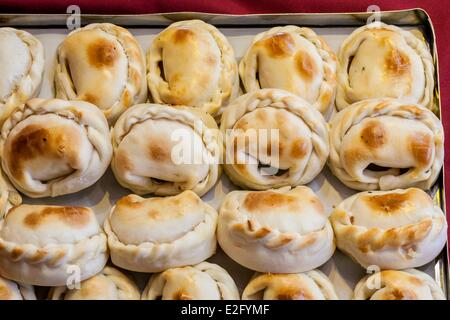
0,28,44,124
104,190,218,273
0,275,35,300
218,186,335,273
49,266,140,300
328,98,443,191
0,204,108,286
55,23,147,123
111,103,222,196
141,262,239,300
331,188,447,270
0,98,113,198
336,23,434,111
147,19,238,118
353,269,445,300
239,26,337,115
242,270,338,300
220,88,329,190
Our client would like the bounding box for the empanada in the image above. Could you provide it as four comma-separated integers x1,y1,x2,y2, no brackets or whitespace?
217,186,335,273
242,270,338,300
111,103,222,196
0,28,44,124
147,20,238,118
49,266,140,300
328,98,443,191
239,26,337,115
0,98,113,198
220,88,329,190
0,204,108,286
336,23,434,111
353,269,445,300
330,188,447,270
104,191,218,272
55,23,147,123
141,262,239,300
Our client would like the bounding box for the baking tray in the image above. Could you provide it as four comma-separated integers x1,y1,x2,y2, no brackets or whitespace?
0,8,448,300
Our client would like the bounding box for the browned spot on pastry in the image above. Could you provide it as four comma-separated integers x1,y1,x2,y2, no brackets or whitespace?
87,38,119,68
147,209,163,219
273,234,294,247
247,220,254,231
23,206,91,229
256,109,268,122
373,101,390,113
121,90,132,108
383,288,416,300
0,284,11,300
295,50,316,80
409,132,433,165
262,32,295,58
360,121,386,148
320,90,332,106
31,249,48,262
173,28,195,43
49,249,67,265
342,148,368,170
400,105,424,117
115,152,134,172
7,124,81,179
11,247,23,259
278,142,285,156
364,192,410,214
149,143,169,162
385,48,410,76
243,191,299,213
254,227,271,238
235,164,247,174
277,288,313,300
116,195,143,208
173,290,192,300
67,107,83,119
290,138,308,159
81,93,98,105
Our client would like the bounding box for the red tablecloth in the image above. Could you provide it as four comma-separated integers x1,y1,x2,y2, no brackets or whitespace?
2,0,450,231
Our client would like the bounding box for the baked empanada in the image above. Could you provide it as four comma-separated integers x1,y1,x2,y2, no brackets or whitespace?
239,26,337,115
141,262,239,300
55,23,147,123
111,103,222,196
104,191,218,272
330,188,447,270
220,88,329,190
328,98,443,191
336,23,434,111
217,186,335,273
147,20,238,118
0,98,113,198
353,269,445,300
0,275,35,300
0,28,44,124
0,204,108,286
49,266,140,300
242,270,338,300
